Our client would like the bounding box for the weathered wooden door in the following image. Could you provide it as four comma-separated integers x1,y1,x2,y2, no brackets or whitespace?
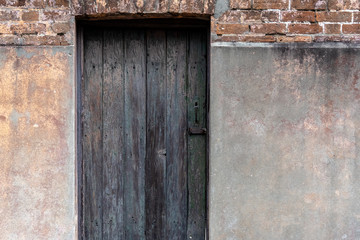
80,25,207,240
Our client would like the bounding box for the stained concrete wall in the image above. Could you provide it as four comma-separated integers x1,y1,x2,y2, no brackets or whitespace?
209,43,360,239
0,46,75,239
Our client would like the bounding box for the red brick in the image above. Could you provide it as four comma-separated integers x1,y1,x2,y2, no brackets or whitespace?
0,10,19,21
55,0,69,7
241,11,262,22
324,24,341,34
216,24,249,34
230,0,251,9
353,12,360,22
41,10,71,21
288,23,323,33
277,35,312,42
0,24,10,34
8,0,26,6
219,10,261,23
253,0,289,10
250,23,286,34
240,35,276,42
10,23,46,35
46,0,69,7
281,11,315,22
313,35,343,42
0,35,20,45
213,35,241,42
30,0,46,8
328,0,360,10
51,22,70,34
21,11,39,21
314,35,360,42
261,11,279,22
0,35,71,46
211,16,217,33
22,35,70,45
292,0,327,10
343,24,360,34
316,12,352,22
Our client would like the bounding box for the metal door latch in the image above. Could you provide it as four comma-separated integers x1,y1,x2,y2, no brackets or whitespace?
188,127,207,135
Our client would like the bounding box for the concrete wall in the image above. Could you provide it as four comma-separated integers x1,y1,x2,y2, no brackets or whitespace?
209,43,360,239
0,46,75,239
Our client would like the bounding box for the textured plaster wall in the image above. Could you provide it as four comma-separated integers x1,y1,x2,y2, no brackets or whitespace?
209,44,360,239
0,46,75,239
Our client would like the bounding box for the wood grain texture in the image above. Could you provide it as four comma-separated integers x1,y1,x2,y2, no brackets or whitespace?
166,30,188,239
124,29,147,240
187,29,207,240
81,27,207,240
102,30,125,239
145,29,167,239
83,29,103,240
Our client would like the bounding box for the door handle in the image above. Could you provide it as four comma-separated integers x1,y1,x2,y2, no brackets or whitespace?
188,127,207,135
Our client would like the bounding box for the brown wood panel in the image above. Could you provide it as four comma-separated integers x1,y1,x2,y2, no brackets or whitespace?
82,29,103,240
102,29,125,239
123,29,147,240
145,29,167,239
187,29,207,240
166,30,188,239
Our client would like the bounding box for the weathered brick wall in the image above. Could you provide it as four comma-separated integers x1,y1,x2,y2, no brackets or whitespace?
212,0,360,42
0,0,73,45
1,0,359,44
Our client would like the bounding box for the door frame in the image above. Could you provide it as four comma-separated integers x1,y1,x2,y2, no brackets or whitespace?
75,18,211,239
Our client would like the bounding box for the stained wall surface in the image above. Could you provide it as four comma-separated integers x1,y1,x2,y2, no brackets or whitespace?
0,47,75,239
209,44,360,239
2,0,360,239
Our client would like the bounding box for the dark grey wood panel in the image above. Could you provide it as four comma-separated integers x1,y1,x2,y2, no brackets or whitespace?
145,30,167,239
123,29,147,240
102,30,125,239
187,30,207,240
166,30,188,239
82,28,207,240
83,29,103,240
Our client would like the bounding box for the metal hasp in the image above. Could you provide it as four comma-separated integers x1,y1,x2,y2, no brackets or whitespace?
189,98,207,135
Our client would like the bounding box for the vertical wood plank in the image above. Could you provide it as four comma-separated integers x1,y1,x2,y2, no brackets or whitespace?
187,29,207,240
145,29,167,240
124,29,146,240
166,30,188,239
77,25,84,240
82,29,103,240
102,29,125,240
81,26,207,240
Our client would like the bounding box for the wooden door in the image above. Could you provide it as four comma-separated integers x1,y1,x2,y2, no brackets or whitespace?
80,26,207,240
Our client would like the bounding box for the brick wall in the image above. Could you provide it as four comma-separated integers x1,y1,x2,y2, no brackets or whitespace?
212,0,360,42
0,0,215,46
1,0,359,45
0,0,73,45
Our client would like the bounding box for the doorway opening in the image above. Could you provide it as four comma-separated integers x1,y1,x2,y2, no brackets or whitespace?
76,19,209,239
